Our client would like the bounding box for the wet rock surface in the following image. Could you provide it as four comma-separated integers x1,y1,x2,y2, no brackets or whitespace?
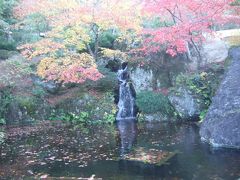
200,47,240,148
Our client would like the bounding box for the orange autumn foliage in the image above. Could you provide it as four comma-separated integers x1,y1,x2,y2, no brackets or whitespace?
14,0,142,83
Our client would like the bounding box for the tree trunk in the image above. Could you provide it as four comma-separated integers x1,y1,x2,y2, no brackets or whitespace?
190,38,202,71
185,42,192,61
87,44,95,58
94,30,99,61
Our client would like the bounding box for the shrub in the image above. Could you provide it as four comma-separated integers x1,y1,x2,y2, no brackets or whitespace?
50,110,90,124
31,85,46,98
0,131,5,144
0,56,33,87
175,71,221,108
174,68,223,120
0,49,17,59
99,30,119,48
86,67,117,92
0,87,13,121
136,91,175,115
16,96,37,116
0,40,16,51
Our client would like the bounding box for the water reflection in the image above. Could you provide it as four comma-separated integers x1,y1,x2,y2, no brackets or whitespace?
116,120,138,156
1,122,240,179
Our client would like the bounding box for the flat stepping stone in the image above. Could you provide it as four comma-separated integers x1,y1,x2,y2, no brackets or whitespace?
120,147,178,166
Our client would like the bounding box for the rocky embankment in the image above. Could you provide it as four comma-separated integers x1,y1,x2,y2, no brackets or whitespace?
200,47,240,148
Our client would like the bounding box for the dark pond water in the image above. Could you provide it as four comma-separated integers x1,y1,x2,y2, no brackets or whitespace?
0,121,240,179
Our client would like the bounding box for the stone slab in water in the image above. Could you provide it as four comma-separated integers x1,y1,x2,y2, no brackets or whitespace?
121,147,177,166
200,47,240,148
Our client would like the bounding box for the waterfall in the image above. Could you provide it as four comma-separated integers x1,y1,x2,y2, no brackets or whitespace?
116,63,136,121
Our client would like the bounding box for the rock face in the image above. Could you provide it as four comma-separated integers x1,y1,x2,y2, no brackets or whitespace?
168,88,201,120
200,47,240,148
31,75,60,94
130,67,154,92
188,34,230,71
202,35,229,64
130,53,187,92
4,99,51,126
4,102,32,125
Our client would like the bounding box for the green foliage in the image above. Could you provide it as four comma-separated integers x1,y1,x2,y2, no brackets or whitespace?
0,0,17,51
0,49,17,59
0,130,5,144
87,67,117,91
231,0,240,5
0,118,6,125
31,86,46,98
13,13,49,44
199,109,208,122
0,39,16,50
16,96,37,116
0,55,34,87
0,0,17,23
136,91,175,115
50,92,117,125
12,31,41,45
25,13,49,33
92,92,117,124
49,110,90,124
175,72,218,108
103,112,115,124
0,87,13,121
174,69,223,120
99,30,119,48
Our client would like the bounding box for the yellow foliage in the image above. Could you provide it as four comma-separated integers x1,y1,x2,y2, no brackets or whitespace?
100,48,128,60
18,39,65,59
63,25,91,51
37,53,96,82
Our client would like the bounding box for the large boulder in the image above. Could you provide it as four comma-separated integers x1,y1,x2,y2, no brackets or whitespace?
0,87,51,126
202,35,229,64
130,67,154,92
200,47,240,148
188,34,230,71
4,97,51,126
54,92,117,122
31,75,60,94
4,101,33,125
168,87,201,120
130,53,187,92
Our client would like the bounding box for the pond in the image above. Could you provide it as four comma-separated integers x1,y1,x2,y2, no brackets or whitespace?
0,121,240,179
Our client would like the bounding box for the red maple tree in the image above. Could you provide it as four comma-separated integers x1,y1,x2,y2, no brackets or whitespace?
141,0,239,59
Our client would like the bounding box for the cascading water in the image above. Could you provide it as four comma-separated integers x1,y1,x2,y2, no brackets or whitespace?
116,63,136,121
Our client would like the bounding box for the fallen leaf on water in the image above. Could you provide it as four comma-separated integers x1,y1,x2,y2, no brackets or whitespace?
40,174,48,178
